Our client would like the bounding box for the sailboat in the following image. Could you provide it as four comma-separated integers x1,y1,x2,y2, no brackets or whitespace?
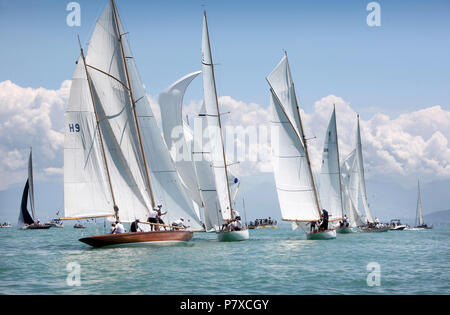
352,115,387,232
319,106,353,233
18,148,51,230
201,11,249,242
267,53,335,240
414,180,433,229
158,71,220,232
61,0,202,247
340,150,364,232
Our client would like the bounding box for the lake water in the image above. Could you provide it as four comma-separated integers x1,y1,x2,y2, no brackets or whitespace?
0,224,449,294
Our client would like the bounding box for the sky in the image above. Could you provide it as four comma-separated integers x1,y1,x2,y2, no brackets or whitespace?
0,0,449,223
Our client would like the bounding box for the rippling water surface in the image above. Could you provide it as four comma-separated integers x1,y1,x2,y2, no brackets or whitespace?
0,224,449,294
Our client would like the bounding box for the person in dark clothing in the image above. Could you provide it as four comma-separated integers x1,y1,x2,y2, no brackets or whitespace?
319,209,329,231
130,219,140,233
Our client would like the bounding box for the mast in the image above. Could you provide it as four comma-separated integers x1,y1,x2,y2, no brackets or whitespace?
286,52,322,219
78,37,118,217
111,0,156,209
203,10,233,214
334,104,345,219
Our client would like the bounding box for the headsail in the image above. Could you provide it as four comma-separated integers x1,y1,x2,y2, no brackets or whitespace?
201,11,233,221
267,54,321,222
319,108,344,222
341,150,364,227
356,115,374,223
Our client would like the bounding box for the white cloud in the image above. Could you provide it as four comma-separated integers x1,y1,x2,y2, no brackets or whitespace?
0,80,70,190
1,78,449,191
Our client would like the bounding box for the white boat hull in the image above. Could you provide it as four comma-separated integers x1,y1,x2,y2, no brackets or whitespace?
217,229,249,242
336,226,359,234
389,225,406,231
306,229,336,240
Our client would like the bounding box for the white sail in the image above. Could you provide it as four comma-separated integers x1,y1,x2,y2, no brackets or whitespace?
28,148,36,220
341,150,364,227
270,90,320,222
118,8,202,229
356,116,374,223
159,71,203,207
64,57,115,220
319,108,344,222
64,1,202,229
266,54,304,143
84,2,152,223
191,103,223,231
416,180,424,226
201,12,233,221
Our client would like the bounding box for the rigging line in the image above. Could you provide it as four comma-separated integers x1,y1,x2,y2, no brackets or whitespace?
86,64,129,89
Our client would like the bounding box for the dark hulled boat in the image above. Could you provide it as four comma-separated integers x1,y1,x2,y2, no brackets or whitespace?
80,230,193,248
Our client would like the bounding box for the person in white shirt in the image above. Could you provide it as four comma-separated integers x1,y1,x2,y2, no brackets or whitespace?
114,221,125,234
232,209,240,219
148,207,159,231
172,218,186,229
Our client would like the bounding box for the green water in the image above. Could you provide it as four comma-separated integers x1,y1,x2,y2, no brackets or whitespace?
0,224,449,294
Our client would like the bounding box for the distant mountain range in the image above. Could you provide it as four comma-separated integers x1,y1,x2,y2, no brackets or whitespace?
423,209,450,226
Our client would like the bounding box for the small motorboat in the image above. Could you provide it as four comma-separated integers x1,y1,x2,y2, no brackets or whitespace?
389,219,407,231
74,223,86,229
0,223,12,228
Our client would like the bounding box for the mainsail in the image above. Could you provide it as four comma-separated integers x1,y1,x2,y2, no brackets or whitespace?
319,108,344,222
416,180,424,226
201,11,233,221
18,149,37,228
267,54,322,222
64,1,201,229
18,180,35,228
356,115,374,223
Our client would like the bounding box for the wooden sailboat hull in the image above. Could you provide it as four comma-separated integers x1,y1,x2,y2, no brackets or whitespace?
306,229,336,240
217,229,249,242
79,230,193,248
336,227,358,234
